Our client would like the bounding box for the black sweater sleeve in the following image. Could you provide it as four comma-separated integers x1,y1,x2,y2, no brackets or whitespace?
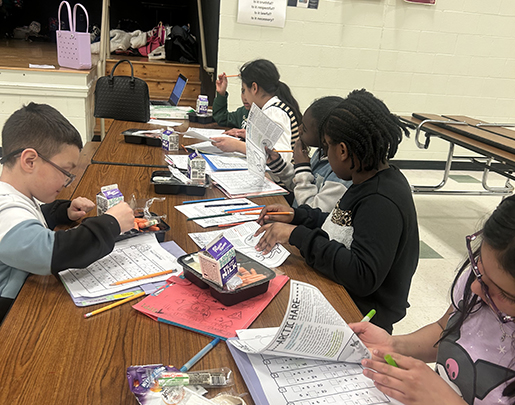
41,200,73,230
291,204,329,229
288,195,403,297
50,214,121,274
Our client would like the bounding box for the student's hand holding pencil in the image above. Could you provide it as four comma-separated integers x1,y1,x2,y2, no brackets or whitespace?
68,197,95,221
256,204,294,225
216,72,228,96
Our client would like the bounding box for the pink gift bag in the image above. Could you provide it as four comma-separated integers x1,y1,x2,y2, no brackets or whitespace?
56,1,92,70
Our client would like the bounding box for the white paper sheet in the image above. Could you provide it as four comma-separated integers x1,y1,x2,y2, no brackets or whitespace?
189,222,290,267
59,234,181,298
209,171,286,197
184,127,227,141
229,281,371,363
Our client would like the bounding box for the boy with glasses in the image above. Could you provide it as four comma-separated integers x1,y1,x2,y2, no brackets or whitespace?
0,103,134,323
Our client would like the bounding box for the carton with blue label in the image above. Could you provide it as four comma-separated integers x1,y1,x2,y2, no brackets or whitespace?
187,150,206,185
198,234,238,287
96,184,124,216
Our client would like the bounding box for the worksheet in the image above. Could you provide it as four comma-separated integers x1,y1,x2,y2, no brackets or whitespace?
59,234,181,298
189,221,290,268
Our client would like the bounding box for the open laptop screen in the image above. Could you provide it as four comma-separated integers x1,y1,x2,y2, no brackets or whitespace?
169,74,188,106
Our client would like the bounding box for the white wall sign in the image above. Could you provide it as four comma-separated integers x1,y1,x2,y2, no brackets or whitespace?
237,0,287,28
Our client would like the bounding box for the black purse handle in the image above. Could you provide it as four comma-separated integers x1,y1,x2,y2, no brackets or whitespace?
108,59,135,87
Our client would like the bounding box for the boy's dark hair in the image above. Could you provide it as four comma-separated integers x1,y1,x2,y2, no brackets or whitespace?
1,103,83,168
320,89,409,172
441,194,515,402
239,59,302,124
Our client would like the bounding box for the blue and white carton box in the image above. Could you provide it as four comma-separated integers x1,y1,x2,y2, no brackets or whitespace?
198,234,238,287
96,184,124,216
187,150,206,185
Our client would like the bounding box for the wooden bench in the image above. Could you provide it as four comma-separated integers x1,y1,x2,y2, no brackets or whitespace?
400,113,515,195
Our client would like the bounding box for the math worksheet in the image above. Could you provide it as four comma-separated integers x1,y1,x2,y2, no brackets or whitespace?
59,234,181,298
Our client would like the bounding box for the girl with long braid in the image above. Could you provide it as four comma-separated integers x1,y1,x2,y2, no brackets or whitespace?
350,196,515,404
254,89,419,333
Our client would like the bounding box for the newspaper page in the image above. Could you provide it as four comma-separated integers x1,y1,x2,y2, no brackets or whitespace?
228,280,370,363
246,103,284,185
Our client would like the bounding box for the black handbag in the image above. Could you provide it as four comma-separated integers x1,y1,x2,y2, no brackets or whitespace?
94,59,150,122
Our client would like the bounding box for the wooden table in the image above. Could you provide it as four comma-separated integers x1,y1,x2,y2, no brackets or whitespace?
91,120,224,167
0,163,362,405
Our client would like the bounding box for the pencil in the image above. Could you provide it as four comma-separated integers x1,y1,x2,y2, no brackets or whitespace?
183,197,226,204
218,222,246,228
84,291,145,318
205,202,249,208
224,205,265,213
181,144,189,153
187,213,232,221
243,211,292,215
225,74,240,78
273,150,293,153
110,269,176,286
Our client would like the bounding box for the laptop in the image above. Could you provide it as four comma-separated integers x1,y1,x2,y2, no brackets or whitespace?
150,73,188,106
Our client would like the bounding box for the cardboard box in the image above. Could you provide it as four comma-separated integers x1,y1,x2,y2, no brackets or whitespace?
198,235,237,287
96,184,124,216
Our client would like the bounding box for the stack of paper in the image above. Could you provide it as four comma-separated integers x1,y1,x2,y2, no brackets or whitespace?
201,154,247,171
209,171,288,199
59,234,182,306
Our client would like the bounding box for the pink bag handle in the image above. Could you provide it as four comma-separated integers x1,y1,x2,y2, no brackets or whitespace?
73,3,89,33
58,1,73,32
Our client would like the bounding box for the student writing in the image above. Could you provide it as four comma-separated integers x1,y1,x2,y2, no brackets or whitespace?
266,96,352,212
351,196,515,405
254,89,419,333
0,103,135,323
211,59,302,164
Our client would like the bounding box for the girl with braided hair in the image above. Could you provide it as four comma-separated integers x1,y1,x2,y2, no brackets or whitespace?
254,89,419,333
211,59,301,164
350,196,515,405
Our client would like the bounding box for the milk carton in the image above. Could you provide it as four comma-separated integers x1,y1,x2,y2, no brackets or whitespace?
198,234,238,287
161,128,179,151
96,184,124,216
187,150,206,185
196,95,209,114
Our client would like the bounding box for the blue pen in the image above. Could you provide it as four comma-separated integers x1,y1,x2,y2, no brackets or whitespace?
183,197,226,204
180,337,221,372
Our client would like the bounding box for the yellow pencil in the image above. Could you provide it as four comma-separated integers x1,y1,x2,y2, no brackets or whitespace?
273,150,293,153
84,291,145,318
110,269,176,286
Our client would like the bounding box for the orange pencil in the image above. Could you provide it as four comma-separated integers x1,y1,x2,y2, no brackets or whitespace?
225,205,265,214
109,269,176,286
218,222,247,228
181,144,189,153
273,150,293,153
243,211,293,215
225,74,240,78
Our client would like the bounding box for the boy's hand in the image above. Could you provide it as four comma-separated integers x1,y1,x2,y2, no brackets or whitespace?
361,351,466,405
105,202,135,233
254,223,296,254
256,204,294,226
216,73,228,96
68,197,95,221
293,138,310,165
223,128,246,139
265,146,280,165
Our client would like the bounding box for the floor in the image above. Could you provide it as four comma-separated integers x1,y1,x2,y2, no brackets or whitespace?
392,168,510,336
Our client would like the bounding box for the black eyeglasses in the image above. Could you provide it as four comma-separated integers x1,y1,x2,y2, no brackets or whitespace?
0,148,76,188
466,230,515,324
